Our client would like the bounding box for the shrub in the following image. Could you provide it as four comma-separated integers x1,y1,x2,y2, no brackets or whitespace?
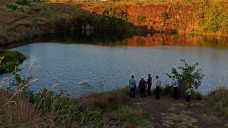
161,12,169,20
51,17,73,33
203,7,228,33
205,88,228,118
83,87,130,112
167,59,204,97
0,49,26,74
137,16,146,24
98,6,128,30
192,91,202,100
15,0,31,6
72,14,94,30
161,85,173,95
167,59,204,89
6,4,18,10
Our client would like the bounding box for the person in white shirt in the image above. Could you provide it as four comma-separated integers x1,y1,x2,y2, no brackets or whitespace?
172,76,179,100
129,75,136,98
155,76,161,100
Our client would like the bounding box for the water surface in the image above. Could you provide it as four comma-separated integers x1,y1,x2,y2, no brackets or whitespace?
1,33,228,97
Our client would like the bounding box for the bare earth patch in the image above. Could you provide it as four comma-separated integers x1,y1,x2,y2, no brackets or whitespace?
132,94,228,128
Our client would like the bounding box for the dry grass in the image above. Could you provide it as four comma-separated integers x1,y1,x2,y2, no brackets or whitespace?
205,87,228,118
0,57,43,127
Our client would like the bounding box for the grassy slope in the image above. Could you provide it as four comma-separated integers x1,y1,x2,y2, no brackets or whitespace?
0,87,153,127
204,88,228,119
0,0,86,45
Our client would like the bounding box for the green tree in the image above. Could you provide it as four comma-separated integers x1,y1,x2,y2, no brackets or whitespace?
167,59,204,89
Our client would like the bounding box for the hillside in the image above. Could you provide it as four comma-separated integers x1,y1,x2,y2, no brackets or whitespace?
0,0,227,46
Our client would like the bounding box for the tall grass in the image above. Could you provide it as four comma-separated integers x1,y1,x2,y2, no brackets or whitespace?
205,87,228,118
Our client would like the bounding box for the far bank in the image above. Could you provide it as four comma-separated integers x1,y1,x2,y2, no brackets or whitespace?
0,0,227,46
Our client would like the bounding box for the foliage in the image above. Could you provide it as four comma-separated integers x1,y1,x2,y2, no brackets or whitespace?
203,7,228,33
167,59,204,89
192,91,202,100
80,87,130,112
161,111,198,127
6,4,18,10
161,12,169,20
72,14,95,30
137,16,146,24
98,6,128,29
205,87,228,118
106,106,153,127
0,49,26,74
51,17,73,33
30,89,83,123
101,6,128,22
15,0,31,6
161,85,173,95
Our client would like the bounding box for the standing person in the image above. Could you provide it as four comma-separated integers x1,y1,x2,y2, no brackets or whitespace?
186,84,193,108
138,76,146,99
155,76,161,100
172,76,179,100
129,75,136,98
147,74,152,96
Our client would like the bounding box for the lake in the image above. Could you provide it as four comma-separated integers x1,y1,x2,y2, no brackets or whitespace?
1,33,228,97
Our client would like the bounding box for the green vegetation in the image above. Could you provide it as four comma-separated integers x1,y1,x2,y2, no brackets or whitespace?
0,86,153,127
0,49,26,74
161,12,168,20
161,111,198,127
203,6,228,33
204,88,228,118
6,4,18,10
137,16,146,24
166,59,204,97
15,0,31,6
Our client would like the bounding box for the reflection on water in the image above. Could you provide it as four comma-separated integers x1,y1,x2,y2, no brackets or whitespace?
0,32,228,97
50,32,228,48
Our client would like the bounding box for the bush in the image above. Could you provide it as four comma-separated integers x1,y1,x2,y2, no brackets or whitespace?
51,17,73,33
161,85,173,95
161,12,169,20
137,16,146,24
167,59,204,97
205,88,228,118
167,59,204,89
72,14,95,30
192,91,202,100
15,0,31,6
203,7,228,33
0,49,26,74
6,4,18,10
98,6,128,30
83,87,130,112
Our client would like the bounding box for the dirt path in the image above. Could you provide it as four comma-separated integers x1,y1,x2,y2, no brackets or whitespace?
132,94,228,128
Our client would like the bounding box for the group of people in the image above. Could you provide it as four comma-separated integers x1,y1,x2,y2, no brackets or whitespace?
129,75,193,108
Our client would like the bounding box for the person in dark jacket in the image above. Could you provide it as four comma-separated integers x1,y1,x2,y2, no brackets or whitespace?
147,74,152,96
138,76,146,99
